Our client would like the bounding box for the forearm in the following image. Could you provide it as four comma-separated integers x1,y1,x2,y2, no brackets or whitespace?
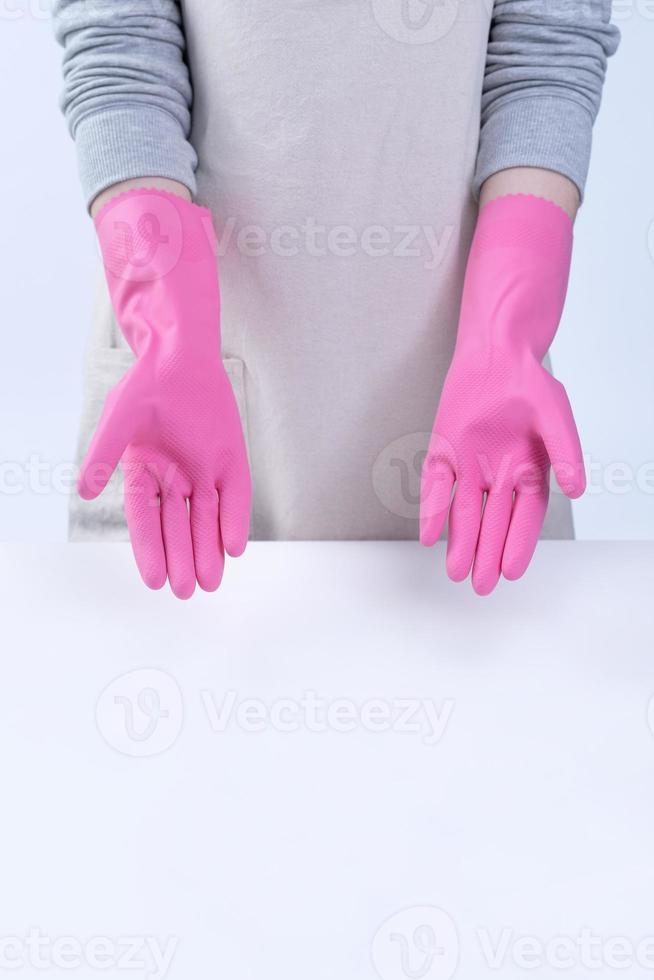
91,178,191,219
479,167,579,221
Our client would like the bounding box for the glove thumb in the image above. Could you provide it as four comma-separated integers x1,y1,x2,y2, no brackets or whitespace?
78,368,144,500
538,375,586,500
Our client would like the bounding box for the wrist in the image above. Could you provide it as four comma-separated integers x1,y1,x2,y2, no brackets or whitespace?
91,178,192,219
479,170,580,222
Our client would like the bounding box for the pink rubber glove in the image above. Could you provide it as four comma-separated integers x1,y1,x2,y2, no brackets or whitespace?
420,194,586,596
78,189,251,599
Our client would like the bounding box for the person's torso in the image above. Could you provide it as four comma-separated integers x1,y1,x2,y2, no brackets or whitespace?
183,0,492,539
71,2,574,542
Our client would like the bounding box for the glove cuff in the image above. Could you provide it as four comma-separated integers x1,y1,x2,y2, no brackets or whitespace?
94,189,221,357
456,194,574,361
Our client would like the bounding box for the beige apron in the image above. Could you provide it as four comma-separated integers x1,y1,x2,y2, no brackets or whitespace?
70,0,574,541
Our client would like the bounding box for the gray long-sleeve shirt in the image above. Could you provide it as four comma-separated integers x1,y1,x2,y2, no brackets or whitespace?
54,0,619,208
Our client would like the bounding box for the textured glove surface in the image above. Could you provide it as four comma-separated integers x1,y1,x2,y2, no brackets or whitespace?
79,189,251,599
420,195,585,595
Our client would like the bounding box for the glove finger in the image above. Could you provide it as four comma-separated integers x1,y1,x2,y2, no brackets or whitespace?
538,378,586,499
472,485,514,596
124,461,166,591
420,443,455,546
160,491,196,600
446,481,483,583
502,479,549,582
78,374,140,500
190,489,224,593
218,461,252,558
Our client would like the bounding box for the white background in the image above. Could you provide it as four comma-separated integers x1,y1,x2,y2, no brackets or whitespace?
0,2,652,542
1,540,653,979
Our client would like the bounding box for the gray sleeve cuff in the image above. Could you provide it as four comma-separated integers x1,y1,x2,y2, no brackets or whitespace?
473,95,594,203
74,106,198,211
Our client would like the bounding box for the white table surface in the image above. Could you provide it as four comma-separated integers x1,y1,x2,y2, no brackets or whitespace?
1,542,653,980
